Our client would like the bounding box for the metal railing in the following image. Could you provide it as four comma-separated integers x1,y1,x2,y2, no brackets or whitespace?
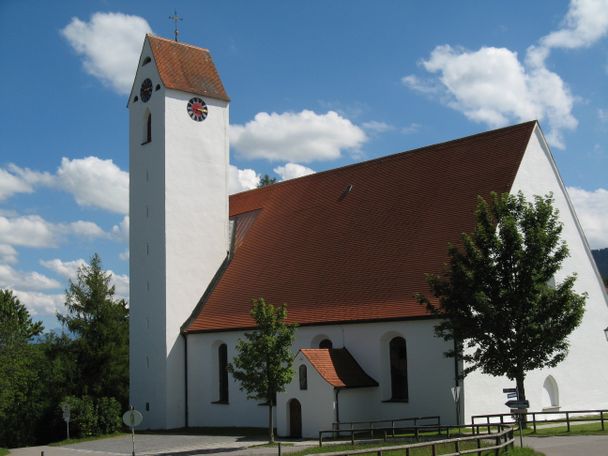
471,408,608,433
319,422,509,447
317,424,515,455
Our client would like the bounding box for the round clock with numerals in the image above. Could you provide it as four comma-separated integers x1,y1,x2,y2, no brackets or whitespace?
140,78,153,103
187,97,208,122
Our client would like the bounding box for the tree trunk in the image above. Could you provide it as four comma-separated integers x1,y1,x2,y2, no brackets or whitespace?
516,374,527,429
268,403,274,443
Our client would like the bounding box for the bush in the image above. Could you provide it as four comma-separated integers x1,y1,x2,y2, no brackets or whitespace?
60,396,121,438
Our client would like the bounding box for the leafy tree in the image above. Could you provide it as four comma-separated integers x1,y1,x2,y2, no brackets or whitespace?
257,174,277,188
229,298,296,442
57,253,129,407
417,192,586,407
0,290,45,447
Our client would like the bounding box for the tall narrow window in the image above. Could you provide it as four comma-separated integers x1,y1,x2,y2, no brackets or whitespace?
299,364,307,390
389,337,408,401
146,112,152,143
218,343,228,402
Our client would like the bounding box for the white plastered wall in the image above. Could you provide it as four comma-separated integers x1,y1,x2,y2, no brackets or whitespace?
187,319,456,436
129,37,229,429
462,125,608,421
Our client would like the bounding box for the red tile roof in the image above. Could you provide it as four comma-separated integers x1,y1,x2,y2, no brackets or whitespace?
184,121,536,333
300,348,378,388
147,34,229,101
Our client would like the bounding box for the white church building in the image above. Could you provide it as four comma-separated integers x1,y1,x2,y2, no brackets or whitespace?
128,35,608,437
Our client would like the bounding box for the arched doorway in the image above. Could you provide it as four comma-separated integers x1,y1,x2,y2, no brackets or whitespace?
288,398,302,438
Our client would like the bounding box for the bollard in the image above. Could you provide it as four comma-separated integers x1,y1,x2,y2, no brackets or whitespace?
277,441,282,456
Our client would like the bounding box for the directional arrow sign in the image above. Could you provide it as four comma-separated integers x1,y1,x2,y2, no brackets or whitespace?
505,400,529,409
503,388,518,394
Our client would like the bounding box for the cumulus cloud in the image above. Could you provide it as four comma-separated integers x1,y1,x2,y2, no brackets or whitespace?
567,187,608,249
0,244,18,264
230,110,367,163
0,214,106,248
111,216,129,242
362,121,395,134
56,157,129,214
403,0,608,149
4,157,128,214
13,290,65,317
228,164,260,194
61,12,152,94
0,265,61,291
273,163,315,181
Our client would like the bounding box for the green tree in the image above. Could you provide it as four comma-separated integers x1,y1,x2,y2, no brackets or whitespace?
57,253,129,407
0,290,45,447
417,192,586,406
228,298,296,442
257,174,277,188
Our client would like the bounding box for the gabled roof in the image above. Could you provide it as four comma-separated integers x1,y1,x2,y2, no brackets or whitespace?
184,121,537,333
147,34,229,101
300,348,378,388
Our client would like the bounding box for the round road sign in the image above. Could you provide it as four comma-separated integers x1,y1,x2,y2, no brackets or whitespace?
122,409,143,427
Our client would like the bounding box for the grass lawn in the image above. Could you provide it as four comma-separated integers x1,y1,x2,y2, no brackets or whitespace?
290,440,537,455
0,448,8,456
524,421,608,436
49,432,127,446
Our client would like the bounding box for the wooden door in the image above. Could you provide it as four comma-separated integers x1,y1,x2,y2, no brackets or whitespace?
289,399,302,438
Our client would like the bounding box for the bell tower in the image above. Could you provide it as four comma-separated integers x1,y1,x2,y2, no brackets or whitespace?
128,34,230,429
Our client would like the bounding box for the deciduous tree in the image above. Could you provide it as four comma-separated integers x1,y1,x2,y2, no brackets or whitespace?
229,298,296,442
417,192,586,407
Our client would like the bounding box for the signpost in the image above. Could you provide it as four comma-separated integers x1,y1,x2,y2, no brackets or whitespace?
503,387,526,447
60,402,71,440
122,407,143,456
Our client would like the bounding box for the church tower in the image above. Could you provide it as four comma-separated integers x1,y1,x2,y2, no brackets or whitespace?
128,34,230,429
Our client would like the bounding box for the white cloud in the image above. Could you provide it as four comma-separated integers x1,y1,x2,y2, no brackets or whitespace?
402,0,608,149
539,0,608,52
40,258,86,280
111,272,129,300
0,168,33,200
568,187,608,249
230,110,367,163
119,250,129,261
598,108,608,123
61,12,152,94
362,121,395,134
0,214,106,248
228,165,260,194
273,163,316,181
0,244,18,264
111,216,129,242
56,157,129,214
0,264,61,291
404,45,577,148
13,290,65,317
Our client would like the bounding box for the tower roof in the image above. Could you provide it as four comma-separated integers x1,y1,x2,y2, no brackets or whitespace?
147,34,229,101
183,121,537,333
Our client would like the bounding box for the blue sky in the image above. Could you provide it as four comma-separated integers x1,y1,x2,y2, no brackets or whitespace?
1,0,607,331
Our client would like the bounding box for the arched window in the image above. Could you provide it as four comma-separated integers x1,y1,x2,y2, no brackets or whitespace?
389,337,408,401
299,364,307,390
542,375,559,408
218,343,228,402
319,339,333,349
146,112,152,143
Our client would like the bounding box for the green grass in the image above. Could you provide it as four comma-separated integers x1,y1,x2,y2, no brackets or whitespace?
49,432,127,446
508,448,544,456
0,448,9,456
523,420,608,436
290,439,520,455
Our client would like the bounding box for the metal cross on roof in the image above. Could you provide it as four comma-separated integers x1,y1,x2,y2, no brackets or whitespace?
169,10,183,42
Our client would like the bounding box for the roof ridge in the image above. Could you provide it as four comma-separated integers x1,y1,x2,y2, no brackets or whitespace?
146,33,210,53
229,120,537,200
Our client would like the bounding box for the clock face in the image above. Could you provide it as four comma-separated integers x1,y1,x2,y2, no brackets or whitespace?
140,79,153,103
187,97,208,122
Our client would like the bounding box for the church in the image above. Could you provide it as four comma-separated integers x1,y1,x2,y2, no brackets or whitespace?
127,34,608,437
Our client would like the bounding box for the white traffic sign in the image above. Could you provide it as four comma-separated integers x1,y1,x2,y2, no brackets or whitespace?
451,386,461,402
122,409,143,427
